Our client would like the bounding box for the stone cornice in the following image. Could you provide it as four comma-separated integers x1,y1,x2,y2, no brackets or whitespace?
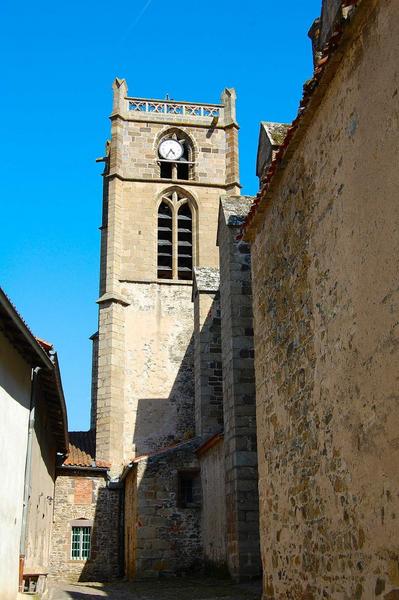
105,172,241,190
109,111,230,130
119,278,192,287
96,292,130,306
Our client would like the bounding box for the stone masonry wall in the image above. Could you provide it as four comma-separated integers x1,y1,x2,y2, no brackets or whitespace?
218,196,261,580
95,83,239,472
194,284,223,437
123,282,195,458
249,2,399,598
125,440,202,578
118,181,225,283
49,472,120,582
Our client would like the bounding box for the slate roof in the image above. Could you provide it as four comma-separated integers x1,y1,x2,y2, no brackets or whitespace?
63,430,110,469
193,267,220,293
260,122,290,147
220,195,253,227
256,122,290,180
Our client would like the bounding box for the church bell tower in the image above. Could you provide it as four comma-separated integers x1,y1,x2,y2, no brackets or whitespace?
92,78,240,473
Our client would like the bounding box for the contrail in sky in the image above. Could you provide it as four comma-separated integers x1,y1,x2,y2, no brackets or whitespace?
118,0,153,46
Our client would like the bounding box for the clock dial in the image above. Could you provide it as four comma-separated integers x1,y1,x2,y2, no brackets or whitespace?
159,139,184,160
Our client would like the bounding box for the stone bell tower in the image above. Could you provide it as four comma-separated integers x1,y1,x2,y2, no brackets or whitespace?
91,78,240,473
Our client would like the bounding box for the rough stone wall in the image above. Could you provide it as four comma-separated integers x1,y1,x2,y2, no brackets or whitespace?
249,2,399,598
218,196,261,580
194,286,223,437
49,472,120,582
125,440,202,578
123,282,195,457
198,438,227,566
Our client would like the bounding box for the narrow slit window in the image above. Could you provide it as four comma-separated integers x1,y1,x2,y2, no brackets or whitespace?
177,144,190,180
177,203,192,280
157,202,173,279
177,470,201,508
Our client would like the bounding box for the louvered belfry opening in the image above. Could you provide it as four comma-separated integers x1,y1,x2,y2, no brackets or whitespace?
157,202,173,279
177,203,193,280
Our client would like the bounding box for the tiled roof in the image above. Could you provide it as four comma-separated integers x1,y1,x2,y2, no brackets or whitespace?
242,0,362,240
63,430,110,469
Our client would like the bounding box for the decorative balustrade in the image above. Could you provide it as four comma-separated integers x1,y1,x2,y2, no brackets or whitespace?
127,98,221,118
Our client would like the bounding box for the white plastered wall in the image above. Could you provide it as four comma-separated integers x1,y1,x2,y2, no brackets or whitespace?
0,330,31,599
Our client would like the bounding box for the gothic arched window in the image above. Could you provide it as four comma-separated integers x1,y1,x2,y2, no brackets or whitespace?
158,131,194,181
157,190,195,281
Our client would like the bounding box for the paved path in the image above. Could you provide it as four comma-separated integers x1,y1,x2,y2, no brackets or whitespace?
48,578,261,600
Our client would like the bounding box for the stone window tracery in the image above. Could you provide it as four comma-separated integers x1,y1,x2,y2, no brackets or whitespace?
157,189,194,281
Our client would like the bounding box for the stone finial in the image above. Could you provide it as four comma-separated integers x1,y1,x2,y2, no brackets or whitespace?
221,87,237,125
112,77,128,114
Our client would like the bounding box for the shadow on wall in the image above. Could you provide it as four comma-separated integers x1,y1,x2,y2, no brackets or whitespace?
124,441,203,581
77,485,121,583
123,295,226,580
132,334,195,455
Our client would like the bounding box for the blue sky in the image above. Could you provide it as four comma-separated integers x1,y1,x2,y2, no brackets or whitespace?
1,0,321,431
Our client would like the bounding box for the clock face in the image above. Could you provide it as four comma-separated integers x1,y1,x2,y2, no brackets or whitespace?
159,139,184,160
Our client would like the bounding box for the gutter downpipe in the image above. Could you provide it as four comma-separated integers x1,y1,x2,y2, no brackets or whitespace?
19,366,41,592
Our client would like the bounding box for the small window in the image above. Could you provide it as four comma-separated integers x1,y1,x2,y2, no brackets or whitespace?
177,470,201,508
71,526,91,560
